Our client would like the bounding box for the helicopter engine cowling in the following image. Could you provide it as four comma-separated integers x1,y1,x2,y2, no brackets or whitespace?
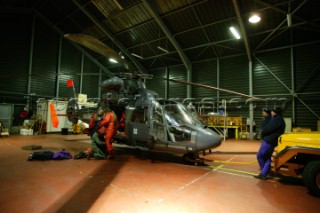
100,76,124,92
123,79,146,95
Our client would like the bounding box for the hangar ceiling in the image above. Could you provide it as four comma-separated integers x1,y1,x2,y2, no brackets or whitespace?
1,0,320,73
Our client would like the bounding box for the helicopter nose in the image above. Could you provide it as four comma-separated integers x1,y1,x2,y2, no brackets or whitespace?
196,127,222,149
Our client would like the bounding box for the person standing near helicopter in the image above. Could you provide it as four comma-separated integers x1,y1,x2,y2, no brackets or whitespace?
254,107,285,180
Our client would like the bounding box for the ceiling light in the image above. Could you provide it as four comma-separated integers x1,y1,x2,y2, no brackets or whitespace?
157,46,169,53
229,26,241,39
109,58,118,63
249,14,261,23
131,53,144,59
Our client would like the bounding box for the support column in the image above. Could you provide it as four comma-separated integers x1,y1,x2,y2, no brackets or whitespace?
187,65,192,98
165,66,168,99
56,36,62,98
27,14,35,111
290,41,296,126
80,54,84,94
249,60,254,139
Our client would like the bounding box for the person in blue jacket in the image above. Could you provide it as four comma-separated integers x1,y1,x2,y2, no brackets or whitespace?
254,107,286,180
261,108,271,130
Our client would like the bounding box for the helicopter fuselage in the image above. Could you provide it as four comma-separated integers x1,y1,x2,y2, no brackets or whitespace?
115,87,222,163
69,76,222,164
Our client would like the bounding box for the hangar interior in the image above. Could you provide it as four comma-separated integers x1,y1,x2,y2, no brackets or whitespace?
0,0,320,212
0,0,320,132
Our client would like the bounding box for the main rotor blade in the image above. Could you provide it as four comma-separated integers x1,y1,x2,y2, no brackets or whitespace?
163,78,264,100
64,34,129,70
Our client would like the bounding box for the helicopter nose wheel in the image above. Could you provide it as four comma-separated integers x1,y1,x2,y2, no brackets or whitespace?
183,152,204,166
147,137,155,150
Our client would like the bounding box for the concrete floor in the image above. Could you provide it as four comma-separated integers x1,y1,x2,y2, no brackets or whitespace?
0,134,319,213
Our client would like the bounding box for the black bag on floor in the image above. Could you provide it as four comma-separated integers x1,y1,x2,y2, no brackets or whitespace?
28,151,54,161
74,151,87,159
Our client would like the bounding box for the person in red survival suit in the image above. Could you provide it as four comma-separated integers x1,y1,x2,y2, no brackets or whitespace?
98,106,118,159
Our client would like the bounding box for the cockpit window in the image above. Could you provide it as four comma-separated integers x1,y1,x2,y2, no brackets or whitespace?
164,103,201,126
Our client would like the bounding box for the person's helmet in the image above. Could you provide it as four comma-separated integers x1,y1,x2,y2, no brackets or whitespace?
272,107,283,114
262,108,271,115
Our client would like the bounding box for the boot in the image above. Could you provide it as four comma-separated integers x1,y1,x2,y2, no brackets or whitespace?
107,150,115,159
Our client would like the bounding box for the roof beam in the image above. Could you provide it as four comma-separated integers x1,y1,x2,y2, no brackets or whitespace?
34,10,113,77
255,19,287,50
254,0,320,30
232,0,252,61
72,0,147,73
191,6,218,58
142,0,191,71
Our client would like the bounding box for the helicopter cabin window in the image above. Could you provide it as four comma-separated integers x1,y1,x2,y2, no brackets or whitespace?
152,105,163,124
151,104,165,141
131,108,146,123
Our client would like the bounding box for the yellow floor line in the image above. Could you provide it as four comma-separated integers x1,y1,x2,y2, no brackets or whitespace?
209,165,258,176
209,165,281,181
210,159,258,165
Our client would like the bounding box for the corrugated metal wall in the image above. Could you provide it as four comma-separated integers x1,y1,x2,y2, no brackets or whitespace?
31,19,59,98
0,14,32,103
254,49,291,96
0,14,102,111
58,40,81,98
146,67,166,98
220,56,249,119
168,65,187,100
294,43,320,129
253,49,292,129
82,57,101,98
148,65,187,101
192,59,217,99
220,55,249,98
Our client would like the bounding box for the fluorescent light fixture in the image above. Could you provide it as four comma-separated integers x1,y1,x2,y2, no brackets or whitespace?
109,58,118,63
249,14,261,23
157,46,169,53
131,53,144,59
229,26,241,39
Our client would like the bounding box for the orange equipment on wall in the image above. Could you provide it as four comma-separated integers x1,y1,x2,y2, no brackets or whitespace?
49,104,59,128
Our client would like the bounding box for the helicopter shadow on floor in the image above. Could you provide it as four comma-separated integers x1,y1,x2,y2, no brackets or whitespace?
113,143,208,166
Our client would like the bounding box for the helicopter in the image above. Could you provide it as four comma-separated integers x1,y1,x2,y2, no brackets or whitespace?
64,34,222,164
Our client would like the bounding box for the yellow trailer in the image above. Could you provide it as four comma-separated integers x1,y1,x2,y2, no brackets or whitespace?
274,132,320,196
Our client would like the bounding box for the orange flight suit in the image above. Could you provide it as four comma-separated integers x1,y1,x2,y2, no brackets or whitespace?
99,111,118,158
88,112,104,135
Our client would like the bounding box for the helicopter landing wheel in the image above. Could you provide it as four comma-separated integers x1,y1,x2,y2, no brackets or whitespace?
147,137,155,150
183,153,204,166
147,137,156,163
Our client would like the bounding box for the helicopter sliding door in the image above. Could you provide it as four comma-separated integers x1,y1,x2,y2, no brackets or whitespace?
126,106,150,147
150,102,166,142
